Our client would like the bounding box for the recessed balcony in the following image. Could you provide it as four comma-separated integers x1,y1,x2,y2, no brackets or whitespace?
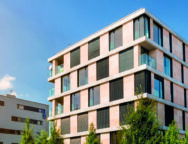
139,54,156,69
49,88,55,97
55,64,64,75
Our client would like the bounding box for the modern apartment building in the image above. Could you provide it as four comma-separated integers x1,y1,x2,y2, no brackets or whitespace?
48,8,188,144
0,94,48,144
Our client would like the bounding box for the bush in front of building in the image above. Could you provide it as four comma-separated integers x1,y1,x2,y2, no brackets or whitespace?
86,123,100,144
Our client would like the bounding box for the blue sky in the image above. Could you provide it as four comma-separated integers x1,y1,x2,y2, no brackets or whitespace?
0,0,187,104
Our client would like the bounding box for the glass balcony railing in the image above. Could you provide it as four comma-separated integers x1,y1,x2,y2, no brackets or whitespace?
56,64,64,75
49,88,55,97
49,69,53,78
139,54,156,69
55,105,64,115
49,65,53,78
49,108,52,117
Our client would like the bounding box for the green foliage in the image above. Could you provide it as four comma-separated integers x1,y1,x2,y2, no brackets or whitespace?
86,123,100,144
35,129,48,144
120,89,164,144
48,122,63,144
20,118,35,144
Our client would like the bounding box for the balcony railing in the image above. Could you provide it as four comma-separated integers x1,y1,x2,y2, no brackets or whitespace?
49,109,52,117
55,105,64,115
49,65,53,78
49,88,55,97
56,64,64,75
139,54,156,69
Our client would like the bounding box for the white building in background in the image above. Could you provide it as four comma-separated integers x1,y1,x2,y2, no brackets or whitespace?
0,94,49,144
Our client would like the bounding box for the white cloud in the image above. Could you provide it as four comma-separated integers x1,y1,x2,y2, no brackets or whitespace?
0,75,16,90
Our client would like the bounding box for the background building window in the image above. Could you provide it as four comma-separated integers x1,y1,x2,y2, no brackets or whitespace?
78,67,88,87
77,113,88,132
164,55,172,77
120,102,134,124
61,74,70,93
134,15,150,40
71,92,80,111
88,38,100,60
97,107,109,129
70,47,80,68
153,22,163,46
109,26,122,51
110,78,123,101
89,86,100,107
0,101,4,106
154,75,164,99
165,105,174,126
97,58,109,80
61,117,70,134
119,47,133,72
181,64,184,83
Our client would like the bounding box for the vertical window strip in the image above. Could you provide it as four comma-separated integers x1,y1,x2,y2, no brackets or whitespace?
184,89,187,108
183,111,185,131
181,64,184,83
169,33,172,53
183,43,186,62
170,82,174,103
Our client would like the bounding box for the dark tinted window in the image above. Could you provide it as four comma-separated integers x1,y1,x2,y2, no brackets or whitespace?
153,22,163,46
61,117,70,134
154,75,164,99
183,43,186,62
110,131,122,144
88,38,100,60
170,82,173,103
71,92,80,111
109,26,122,51
89,86,100,107
165,105,174,126
181,64,184,83
78,113,88,132
78,67,88,86
164,55,172,77
70,47,80,68
183,111,185,131
110,78,123,101
97,58,109,80
61,74,70,93
70,137,81,144
97,107,109,129
184,89,187,108
120,102,134,124
169,33,172,53
0,101,4,106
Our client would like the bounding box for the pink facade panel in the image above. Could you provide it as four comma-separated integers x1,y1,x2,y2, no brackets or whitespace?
80,43,88,64
52,59,58,76
64,52,70,71
109,54,119,76
80,89,88,109
64,95,70,113
172,35,183,59
100,133,110,144
64,139,70,144
52,100,56,116
55,119,61,133
110,105,119,127
163,28,170,51
174,108,183,130
70,115,77,134
55,78,61,95
100,33,109,56
100,82,109,104
151,73,155,95
184,66,188,85
88,110,97,129
150,19,153,41
173,84,184,106
149,49,163,73
157,102,165,125
164,79,171,102
134,45,141,68
70,71,77,90
81,136,86,144
88,63,96,84
186,45,188,63
185,112,188,129
122,20,133,45
173,59,181,82
123,74,134,98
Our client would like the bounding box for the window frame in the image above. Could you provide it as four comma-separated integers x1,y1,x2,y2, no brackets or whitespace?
88,86,100,107
88,37,100,60
61,74,70,93
154,75,164,99
153,22,163,46
71,92,80,111
163,54,172,77
78,67,88,87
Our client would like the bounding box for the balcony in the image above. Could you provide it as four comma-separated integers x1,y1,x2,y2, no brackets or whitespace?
139,54,156,69
49,88,55,97
49,65,53,78
49,108,52,117
55,64,64,75
55,105,64,115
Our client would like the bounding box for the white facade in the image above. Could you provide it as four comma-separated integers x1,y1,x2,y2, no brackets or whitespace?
0,94,49,144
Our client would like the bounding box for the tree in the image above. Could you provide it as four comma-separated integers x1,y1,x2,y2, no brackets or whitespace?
20,118,35,144
48,122,63,144
35,129,48,144
120,91,164,144
86,123,100,144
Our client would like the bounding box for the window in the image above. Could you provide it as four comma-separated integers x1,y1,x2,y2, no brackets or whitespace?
110,78,123,101
97,57,109,80
70,137,81,144
119,47,133,72
61,74,70,93
12,116,42,125
170,82,173,103
71,92,80,111
165,105,174,126
183,43,186,62
0,128,21,135
120,102,134,124
0,101,4,106
153,22,163,46
134,15,150,40
169,33,172,53
184,89,187,108
89,86,100,107
88,38,100,60
110,131,121,144
164,55,172,77
183,111,185,131
97,107,109,129
70,47,80,68
61,117,70,134
154,75,164,99
109,26,122,51
181,64,184,83
78,67,88,86
134,70,151,94
77,113,88,132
